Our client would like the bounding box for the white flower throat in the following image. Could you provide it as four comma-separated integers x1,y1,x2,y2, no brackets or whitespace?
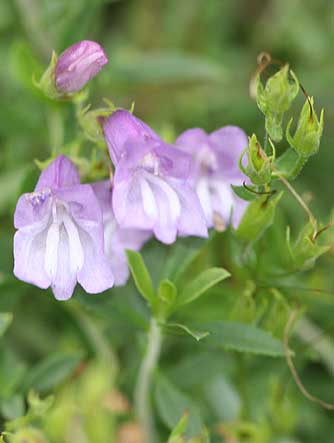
27,195,85,281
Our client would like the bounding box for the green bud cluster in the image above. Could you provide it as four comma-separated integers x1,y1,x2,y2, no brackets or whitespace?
256,65,299,142
286,97,324,158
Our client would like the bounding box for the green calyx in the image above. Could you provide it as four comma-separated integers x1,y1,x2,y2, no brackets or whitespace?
34,51,62,100
256,65,299,142
286,97,324,158
239,134,275,185
78,99,116,144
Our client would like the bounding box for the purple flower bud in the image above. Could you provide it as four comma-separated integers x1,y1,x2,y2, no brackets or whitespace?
55,40,108,93
103,110,208,244
13,156,114,300
175,126,249,230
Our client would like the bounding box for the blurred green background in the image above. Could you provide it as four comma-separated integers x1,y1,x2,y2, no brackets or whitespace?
0,1,334,442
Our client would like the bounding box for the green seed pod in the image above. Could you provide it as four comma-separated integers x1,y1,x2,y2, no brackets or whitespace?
286,97,324,157
256,65,299,142
240,134,274,185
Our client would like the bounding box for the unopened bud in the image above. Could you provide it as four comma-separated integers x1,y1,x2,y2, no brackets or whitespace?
36,40,108,99
257,65,299,142
286,97,324,157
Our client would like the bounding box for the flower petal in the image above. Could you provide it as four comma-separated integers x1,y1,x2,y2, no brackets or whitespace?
13,229,50,289
112,173,156,230
77,224,114,293
209,126,248,179
14,191,52,229
55,40,108,93
175,128,210,155
35,156,80,191
50,226,78,301
104,109,159,164
169,178,208,238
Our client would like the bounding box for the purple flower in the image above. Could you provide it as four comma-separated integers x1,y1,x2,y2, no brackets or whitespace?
92,180,151,286
175,126,249,229
13,156,114,300
55,40,108,93
103,110,208,244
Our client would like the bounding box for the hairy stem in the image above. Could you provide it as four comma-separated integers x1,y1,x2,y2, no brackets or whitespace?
135,318,162,443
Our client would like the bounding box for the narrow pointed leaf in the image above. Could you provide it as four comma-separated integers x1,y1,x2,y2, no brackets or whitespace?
126,250,156,305
177,268,230,307
0,313,12,338
166,323,209,342
202,321,285,357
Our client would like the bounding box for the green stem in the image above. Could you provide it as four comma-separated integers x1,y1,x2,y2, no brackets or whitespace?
48,107,64,157
288,154,308,179
135,318,162,443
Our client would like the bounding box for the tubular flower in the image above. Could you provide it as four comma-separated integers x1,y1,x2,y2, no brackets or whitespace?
103,110,208,244
13,156,114,300
55,40,108,93
175,126,248,230
92,180,151,286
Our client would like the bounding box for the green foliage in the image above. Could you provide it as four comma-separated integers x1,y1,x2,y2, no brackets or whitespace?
201,321,285,357
1,1,334,442
0,313,12,338
21,352,84,393
236,192,283,243
154,375,203,436
126,249,156,307
176,268,230,307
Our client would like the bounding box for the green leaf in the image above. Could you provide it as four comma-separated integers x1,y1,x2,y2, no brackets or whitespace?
0,313,12,338
158,279,177,305
154,375,203,436
162,237,208,283
126,250,156,306
231,184,257,201
274,148,307,179
236,192,283,243
168,412,189,443
166,323,209,342
21,352,83,393
204,376,241,422
202,321,285,357
0,395,25,420
177,268,230,307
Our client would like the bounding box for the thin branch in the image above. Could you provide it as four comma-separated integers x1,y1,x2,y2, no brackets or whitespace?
275,170,317,231
284,309,334,410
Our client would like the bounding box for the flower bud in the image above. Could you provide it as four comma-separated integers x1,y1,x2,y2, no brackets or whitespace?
256,65,299,142
55,40,108,93
286,97,324,158
37,40,108,99
240,134,274,185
